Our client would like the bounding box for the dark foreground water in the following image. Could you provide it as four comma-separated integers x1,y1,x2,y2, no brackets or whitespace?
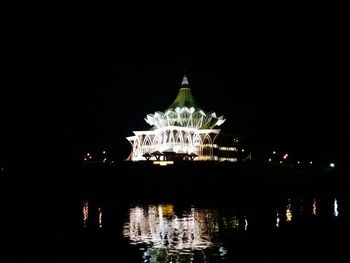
1,163,348,262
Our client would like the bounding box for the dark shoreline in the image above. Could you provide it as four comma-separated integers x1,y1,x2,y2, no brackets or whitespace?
2,160,346,202
62,161,347,203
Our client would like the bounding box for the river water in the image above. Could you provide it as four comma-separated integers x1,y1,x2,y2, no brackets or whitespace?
1,167,348,262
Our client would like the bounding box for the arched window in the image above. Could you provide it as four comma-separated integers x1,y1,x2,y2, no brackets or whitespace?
168,130,176,151
134,139,140,153
184,133,193,153
175,130,184,152
142,136,152,154
153,134,161,150
202,134,212,157
193,134,202,156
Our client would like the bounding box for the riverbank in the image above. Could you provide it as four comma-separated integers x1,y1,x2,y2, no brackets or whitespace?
1,160,346,205
68,160,345,202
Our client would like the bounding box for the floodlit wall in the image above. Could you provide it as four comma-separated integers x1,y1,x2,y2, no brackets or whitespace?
127,127,220,161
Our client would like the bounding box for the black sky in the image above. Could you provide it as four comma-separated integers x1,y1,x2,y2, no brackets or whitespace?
1,1,348,164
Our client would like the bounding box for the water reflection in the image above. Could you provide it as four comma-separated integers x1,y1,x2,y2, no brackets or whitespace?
312,198,317,216
124,204,215,249
286,198,292,222
123,204,238,262
98,207,103,228
78,194,344,262
333,198,339,217
82,200,89,228
244,215,248,230
276,211,280,227
299,198,304,215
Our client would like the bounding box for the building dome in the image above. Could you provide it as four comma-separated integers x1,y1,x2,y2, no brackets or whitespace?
144,75,226,129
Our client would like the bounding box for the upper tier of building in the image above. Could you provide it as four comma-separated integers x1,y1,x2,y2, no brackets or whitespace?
144,75,226,129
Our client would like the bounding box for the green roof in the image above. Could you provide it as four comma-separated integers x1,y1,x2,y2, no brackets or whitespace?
166,75,201,111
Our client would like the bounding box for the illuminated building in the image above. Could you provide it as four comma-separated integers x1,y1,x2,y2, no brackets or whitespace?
126,75,244,161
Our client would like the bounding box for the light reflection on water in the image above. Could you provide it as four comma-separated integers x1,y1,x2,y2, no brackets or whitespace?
122,204,238,262
81,195,343,262
312,198,317,216
286,198,293,222
82,200,89,228
334,198,339,217
98,207,103,228
276,211,280,227
244,215,248,230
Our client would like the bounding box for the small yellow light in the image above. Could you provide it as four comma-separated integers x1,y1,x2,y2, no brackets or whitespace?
153,161,174,166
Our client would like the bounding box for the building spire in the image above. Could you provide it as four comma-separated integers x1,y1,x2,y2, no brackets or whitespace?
182,74,189,85
165,74,200,111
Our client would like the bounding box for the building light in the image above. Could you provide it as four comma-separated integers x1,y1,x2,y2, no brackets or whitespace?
153,161,174,166
218,147,236,151
218,157,237,162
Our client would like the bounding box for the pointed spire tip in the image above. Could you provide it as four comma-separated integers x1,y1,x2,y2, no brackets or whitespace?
182,74,189,85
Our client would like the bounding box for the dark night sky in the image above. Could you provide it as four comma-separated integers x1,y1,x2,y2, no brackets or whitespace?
1,2,348,164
